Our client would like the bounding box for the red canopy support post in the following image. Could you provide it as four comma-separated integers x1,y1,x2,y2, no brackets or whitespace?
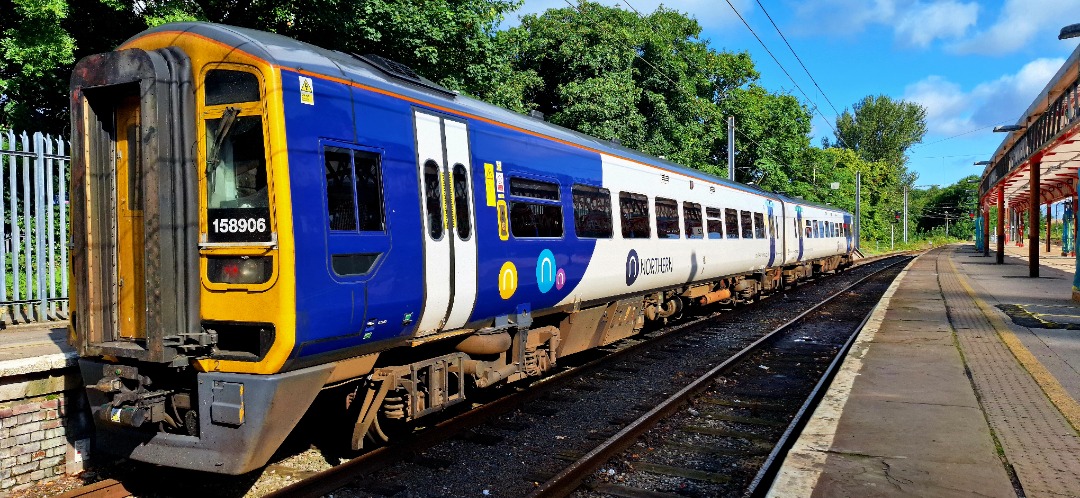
1030,159,1041,278
997,185,1005,264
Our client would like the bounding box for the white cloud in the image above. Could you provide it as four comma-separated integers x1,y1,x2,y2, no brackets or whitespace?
950,0,1080,55
895,2,978,48
507,0,754,30
904,57,1065,136
793,0,981,48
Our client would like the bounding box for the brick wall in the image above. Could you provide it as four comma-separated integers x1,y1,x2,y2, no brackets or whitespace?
0,361,91,491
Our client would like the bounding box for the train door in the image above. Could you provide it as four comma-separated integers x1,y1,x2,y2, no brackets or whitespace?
116,96,145,340
774,199,787,266
795,205,805,262
766,200,777,267
413,111,478,335
843,213,853,253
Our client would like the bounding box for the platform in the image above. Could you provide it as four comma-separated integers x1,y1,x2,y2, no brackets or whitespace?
0,322,73,376
770,245,1080,497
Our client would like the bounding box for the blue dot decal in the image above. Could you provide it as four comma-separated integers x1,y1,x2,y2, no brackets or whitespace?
537,249,557,293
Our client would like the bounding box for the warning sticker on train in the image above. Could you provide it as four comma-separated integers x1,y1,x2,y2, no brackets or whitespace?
299,76,314,105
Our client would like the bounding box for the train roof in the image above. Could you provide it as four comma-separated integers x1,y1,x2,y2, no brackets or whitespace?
128,22,849,215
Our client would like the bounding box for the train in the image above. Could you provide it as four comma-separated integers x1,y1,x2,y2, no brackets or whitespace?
68,22,854,474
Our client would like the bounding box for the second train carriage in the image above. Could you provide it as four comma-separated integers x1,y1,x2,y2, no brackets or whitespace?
69,22,854,474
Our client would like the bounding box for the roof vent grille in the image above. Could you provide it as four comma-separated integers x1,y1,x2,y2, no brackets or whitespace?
354,54,454,97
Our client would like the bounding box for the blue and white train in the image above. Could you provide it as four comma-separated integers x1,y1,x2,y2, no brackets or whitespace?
69,22,854,474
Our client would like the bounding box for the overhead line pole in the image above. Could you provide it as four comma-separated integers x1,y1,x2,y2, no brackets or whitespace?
903,186,909,243
855,171,861,251
728,116,735,182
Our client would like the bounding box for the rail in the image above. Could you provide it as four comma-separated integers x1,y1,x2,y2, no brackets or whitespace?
528,254,913,497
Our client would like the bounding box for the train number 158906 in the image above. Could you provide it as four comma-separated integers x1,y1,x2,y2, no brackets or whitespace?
207,207,272,243
212,217,267,234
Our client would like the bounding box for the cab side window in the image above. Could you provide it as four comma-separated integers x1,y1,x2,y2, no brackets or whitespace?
323,146,385,233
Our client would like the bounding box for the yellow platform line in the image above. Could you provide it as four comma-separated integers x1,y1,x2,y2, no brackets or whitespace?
947,252,1080,432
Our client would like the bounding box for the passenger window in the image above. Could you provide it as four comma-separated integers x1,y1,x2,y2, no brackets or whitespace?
324,147,356,231
740,210,754,239
510,177,560,200
706,207,723,239
452,164,471,239
423,160,444,239
725,208,739,239
754,212,766,239
794,218,801,238
509,177,562,238
805,220,812,238
572,185,613,238
620,192,651,239
655,198,680,239
205,69,260,105
684,202,703,239
354,151,384,231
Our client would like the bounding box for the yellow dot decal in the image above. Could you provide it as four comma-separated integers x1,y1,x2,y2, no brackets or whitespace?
498,261,518,300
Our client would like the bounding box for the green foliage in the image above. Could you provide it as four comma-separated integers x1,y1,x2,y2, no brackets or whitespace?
913,175,979,238
1,0,522,131
1,0,948,250
0,0,76,131
494,2,775,176
830,94,927,167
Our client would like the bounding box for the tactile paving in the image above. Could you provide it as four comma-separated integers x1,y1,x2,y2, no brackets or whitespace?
940,248,1080,497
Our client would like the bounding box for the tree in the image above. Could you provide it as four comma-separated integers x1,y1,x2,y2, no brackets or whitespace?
830,94,927,167
916,175,979,237
1,0,522,133
495,1,818,185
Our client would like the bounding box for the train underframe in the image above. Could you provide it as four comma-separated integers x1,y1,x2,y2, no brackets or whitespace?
80,253,851,474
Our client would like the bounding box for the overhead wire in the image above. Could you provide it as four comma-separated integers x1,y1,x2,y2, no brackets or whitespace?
561,0,876,192
612,0,834,183
720,0,848,149
752,0,842,118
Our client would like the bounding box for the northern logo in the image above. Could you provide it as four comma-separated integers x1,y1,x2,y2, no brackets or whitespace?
626,249,673,286
626,249,640,286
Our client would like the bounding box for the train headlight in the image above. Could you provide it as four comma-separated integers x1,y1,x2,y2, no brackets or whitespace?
207,256,272,284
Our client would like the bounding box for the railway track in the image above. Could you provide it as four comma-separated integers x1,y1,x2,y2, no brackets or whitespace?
260,254,911,498
532,254,911,497
52,252,912,498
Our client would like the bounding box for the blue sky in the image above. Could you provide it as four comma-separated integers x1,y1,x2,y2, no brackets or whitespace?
509,0,1080,189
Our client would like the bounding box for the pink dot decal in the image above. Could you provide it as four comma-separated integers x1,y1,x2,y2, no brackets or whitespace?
555,268,566,290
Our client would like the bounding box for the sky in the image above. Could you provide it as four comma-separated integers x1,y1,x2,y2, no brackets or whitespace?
507,0,1080,189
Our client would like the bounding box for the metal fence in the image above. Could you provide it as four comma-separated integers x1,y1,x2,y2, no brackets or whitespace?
0,130,69,325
